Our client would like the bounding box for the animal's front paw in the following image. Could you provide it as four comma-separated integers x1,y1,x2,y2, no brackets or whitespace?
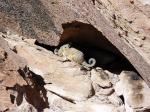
54,48,59,55
58,57,70,63
82,65,91,71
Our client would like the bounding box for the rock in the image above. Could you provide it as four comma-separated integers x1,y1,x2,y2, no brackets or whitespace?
1,0,150,87
0,0,60,46
0,35,28,111
91,67,112,88
108,93,124,106
0,66,49,111
44,91,75,111
45,92,125,112
89,84,123,107
0,47,7,63
115,71,150,112
44,73,93,102
3,30,150,112
0,70,26,88
0,35,27,71
87,94,110,104
0,36,27,86
14,43,87,77
96,0,150,87
14,44,55,76
66,102,125,112
0,34,49,111
95,87,114,96
0,86,14,111
104,70,120,85
4,36,94,102
9,97,37,112
44,107,63,112
23,38,36,45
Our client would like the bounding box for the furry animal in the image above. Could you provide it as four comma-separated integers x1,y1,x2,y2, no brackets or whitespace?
54,44,96,69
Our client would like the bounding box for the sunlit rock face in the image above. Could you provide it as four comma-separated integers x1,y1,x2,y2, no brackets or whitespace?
115,71,150,112
0,32,125,112
0,0,150,110
1,0,150,88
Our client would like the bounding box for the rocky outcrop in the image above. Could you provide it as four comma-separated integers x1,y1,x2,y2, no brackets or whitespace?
5,33,94,102
0,0,150,86
115,71,150,112
95,0,150,87
0,32,149,112
0,35,27,111
0,0,150,111
0,34,49,111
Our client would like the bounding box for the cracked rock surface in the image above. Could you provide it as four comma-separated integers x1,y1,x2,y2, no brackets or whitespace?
0,32,150,112
0,0,150,87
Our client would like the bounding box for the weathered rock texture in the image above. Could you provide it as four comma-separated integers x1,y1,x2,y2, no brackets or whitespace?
95,0,150,87
0,35,27,111
115,71,150,112
0,32,125,111
0,34,50,111
1,31,150,111
0,0,150,86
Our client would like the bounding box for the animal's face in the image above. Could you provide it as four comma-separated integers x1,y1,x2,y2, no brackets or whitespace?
57,44,71,56
61,44,70,50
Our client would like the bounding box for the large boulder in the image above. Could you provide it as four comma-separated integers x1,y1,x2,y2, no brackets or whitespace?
0,0,150,86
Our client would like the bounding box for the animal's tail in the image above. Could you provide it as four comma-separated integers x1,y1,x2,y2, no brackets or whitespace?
88,58,96,67
82,58,96,68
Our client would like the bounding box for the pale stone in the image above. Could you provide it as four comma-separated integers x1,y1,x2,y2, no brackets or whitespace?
108,93,124,106
115,71,150,112
104,70,119,84
1,32,128,111
0,47,6,62
66,102,124,112
1,0,150,87
45,94,125,112
6,38,93,102
96,87,114,96
0,86,14,112
138,0,150,5
14,44,56,76
45,91,75,111
91,68,112,88
44,73,93,102
0,36,28,111
9,97,37,112
12,42,86,77
23,38,37,45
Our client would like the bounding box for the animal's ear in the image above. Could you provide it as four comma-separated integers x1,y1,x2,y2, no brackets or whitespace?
67,42,72,47
54,48,59,55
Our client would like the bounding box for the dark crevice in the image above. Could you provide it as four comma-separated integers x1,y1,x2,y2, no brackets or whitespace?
10,94,15,104
35,40,56,51
119,95,125,104
60,21,137,73
35,21,137,74
47,90,76,104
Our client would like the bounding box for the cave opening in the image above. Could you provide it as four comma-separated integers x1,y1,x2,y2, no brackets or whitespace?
36,21,137,74
59,21,136,74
